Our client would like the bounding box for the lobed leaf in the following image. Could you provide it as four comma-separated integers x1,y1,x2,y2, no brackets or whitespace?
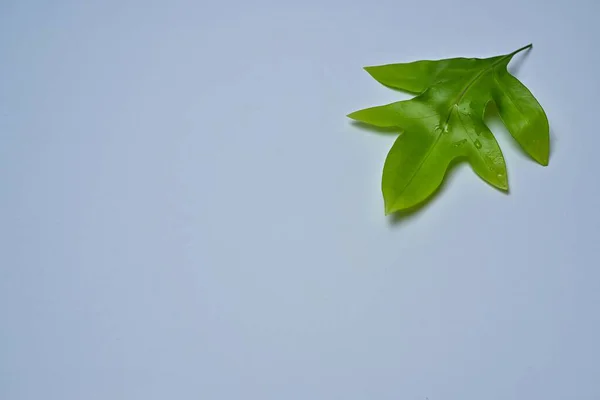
348,44,549,215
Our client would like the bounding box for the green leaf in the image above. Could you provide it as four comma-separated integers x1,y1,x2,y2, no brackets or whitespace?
348,44,549,215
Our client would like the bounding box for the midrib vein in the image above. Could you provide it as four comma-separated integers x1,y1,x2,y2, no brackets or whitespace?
444,53,513,124
391,44,531,206
445,43,532,123
396,59,507,200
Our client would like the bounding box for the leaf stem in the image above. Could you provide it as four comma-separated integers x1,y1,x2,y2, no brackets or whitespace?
509,43,533,57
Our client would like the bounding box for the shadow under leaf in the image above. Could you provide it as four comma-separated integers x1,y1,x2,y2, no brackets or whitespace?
549,128,557,161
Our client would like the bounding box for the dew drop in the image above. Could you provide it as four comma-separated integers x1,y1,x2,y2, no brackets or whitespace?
474,139,482,149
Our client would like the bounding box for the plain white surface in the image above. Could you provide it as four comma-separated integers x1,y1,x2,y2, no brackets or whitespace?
1,0,599,399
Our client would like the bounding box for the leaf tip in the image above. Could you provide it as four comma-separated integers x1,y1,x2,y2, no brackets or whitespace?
384,197,408,216
531,142,550,166
383,198,395,216
539,145,550,166
495,174,509,192
537,152,549,166
363,66,378,78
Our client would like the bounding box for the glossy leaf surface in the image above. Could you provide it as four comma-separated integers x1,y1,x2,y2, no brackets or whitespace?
348,44,549,215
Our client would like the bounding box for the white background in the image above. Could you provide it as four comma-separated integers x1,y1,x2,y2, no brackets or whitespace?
1,0,599,399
